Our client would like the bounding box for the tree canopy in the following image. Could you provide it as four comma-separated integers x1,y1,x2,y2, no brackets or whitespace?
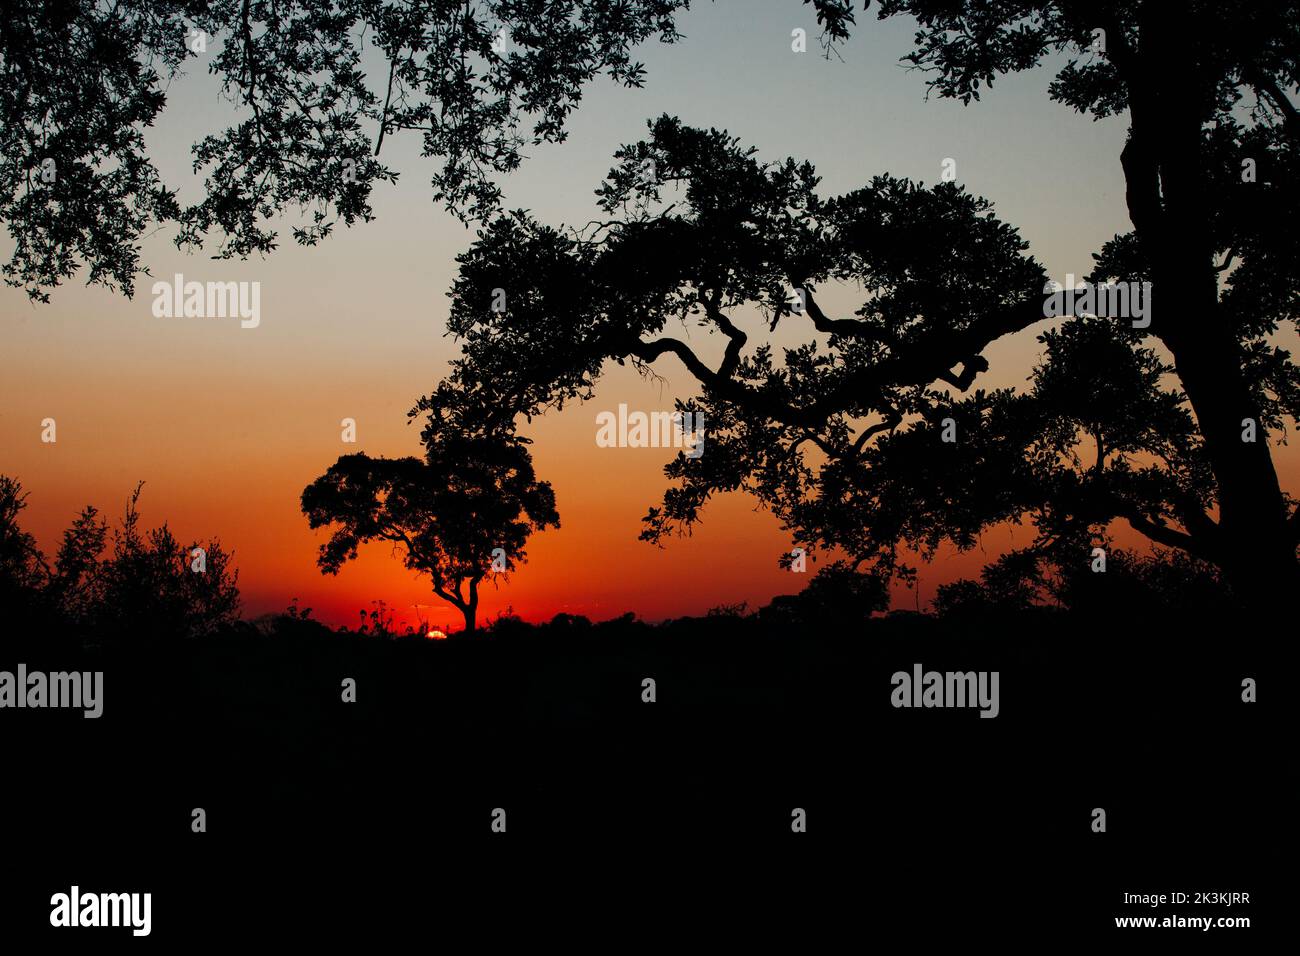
1,0,854,302
440,101,1299,609
857,1,1300,602
301,397,558,632
0,477,240,642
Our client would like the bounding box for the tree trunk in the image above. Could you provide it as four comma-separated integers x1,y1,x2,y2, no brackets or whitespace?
1121,33,1300,607
435,581,477,635
1157,290,1298,603
461,576,481,634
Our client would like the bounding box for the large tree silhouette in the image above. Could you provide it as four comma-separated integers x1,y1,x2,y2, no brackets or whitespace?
0,0,854,301
440,107,1298,608
845,1,1300,605
301,401,558,632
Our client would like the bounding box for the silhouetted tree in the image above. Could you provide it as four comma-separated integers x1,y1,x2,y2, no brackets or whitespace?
0,475,240,639
758,561,891,627
771,314,1225,609
48,505,109,626
441,116,1045,583
440,105,1298,609
301,416,558,633
793,561,890,622
1,0,853,301
90,484,241,641
0,476,48,615
846,3,1300,600
934,545,1230,619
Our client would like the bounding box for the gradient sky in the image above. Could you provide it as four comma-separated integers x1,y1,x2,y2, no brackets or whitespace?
4,1,1297,628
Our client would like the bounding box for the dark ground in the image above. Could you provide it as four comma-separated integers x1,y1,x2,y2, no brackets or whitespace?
0,608,1287,944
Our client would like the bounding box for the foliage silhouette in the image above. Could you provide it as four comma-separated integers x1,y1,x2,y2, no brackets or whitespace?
846,2,1300,601
0,0,853,301
440,86,1300,610
0,476,46,598
0,476,240,643
300,413,558,633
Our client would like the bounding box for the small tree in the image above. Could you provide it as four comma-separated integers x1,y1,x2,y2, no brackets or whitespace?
90,484,241,641
301,422,558,633
0,476,48,611
0,475,240,640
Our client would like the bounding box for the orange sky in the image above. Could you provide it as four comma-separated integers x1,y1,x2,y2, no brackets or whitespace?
6,278,1296,631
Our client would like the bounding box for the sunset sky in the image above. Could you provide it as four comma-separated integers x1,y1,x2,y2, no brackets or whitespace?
4,1,1298,629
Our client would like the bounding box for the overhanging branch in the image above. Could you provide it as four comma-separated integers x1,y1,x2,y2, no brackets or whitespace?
622,294,1044,430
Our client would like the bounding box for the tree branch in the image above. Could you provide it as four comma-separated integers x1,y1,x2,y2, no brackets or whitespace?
799,285,881,339
375,57,397,156
851,411,901,455
624,294,1042,431
1123,512,1214,561
431,581,468,611
1248,69,1300,145
698,294,747,379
